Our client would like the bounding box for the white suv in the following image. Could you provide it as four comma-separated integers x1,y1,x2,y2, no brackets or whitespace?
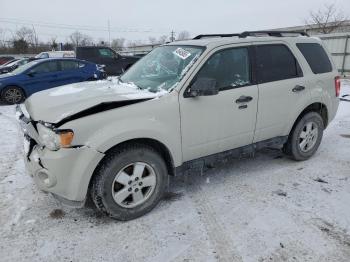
17,31,340,220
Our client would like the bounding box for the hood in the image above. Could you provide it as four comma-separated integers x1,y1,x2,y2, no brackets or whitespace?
0,72,15,79
25,77,168,124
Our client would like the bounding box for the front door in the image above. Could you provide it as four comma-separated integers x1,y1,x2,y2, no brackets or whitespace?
24,61,61,94
179,45,259,161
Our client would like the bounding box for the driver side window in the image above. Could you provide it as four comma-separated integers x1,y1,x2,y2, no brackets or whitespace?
196,47,251,90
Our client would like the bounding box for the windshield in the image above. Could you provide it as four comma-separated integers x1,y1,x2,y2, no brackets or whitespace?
120,45,204,92
11,60,41,75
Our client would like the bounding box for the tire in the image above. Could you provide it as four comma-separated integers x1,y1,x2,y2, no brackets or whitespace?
91,144,168,221
283,112,324,161
1,86,25,105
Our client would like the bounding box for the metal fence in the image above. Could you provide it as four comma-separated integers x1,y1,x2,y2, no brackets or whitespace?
319,33,350,76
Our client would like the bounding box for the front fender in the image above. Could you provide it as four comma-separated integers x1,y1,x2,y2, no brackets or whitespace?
60,93,182,166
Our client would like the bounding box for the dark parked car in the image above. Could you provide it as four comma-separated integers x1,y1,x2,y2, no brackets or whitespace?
0,57,38,74
0,56,15,65
0,58,106,104
76,46,139,76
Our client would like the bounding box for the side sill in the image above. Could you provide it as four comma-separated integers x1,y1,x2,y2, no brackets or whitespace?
175,136,288,175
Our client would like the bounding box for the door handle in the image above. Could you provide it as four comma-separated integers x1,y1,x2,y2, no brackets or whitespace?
236,96,253,103
292,85,305,92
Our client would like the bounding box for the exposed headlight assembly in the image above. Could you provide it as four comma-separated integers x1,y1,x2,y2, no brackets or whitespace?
37,123,74,151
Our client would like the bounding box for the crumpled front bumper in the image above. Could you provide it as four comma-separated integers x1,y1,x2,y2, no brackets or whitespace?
17,105,105,206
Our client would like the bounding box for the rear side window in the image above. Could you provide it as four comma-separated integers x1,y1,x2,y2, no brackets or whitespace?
60,60,79,71
256,44,302,83
296,43,332,74
98,48,115,58
77,48,94,58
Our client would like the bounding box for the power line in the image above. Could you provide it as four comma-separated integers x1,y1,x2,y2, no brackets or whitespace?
0,17,170,34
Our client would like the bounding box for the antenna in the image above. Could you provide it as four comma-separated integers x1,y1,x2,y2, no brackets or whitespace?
108,20,111,47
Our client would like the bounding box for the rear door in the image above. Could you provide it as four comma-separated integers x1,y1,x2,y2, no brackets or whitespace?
179,44,259,161
57,60,87,85
253,42,310,142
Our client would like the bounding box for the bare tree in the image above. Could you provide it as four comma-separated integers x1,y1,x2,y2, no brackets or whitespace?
177,30,191,40
111,38,126,51
0,28,6,48
158,35,168,44
148,37,158,44
306,3,348,34
15,27,36,45
49,37,58,50
126,40,145,48
69,31,93,47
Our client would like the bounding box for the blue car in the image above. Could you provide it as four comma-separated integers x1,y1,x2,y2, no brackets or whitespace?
0,58,106,104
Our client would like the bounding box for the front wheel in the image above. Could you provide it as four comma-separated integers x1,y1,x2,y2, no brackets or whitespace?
283,112,324,161
91,144,168,220
1,86,25,105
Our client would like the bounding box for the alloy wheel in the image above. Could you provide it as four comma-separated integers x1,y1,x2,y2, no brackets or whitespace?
299,121,318,153
111,162,157,208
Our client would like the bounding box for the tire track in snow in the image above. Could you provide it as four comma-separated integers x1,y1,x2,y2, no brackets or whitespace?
187,175,243,262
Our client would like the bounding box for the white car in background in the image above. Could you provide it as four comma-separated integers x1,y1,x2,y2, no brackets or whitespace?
35,51,75,59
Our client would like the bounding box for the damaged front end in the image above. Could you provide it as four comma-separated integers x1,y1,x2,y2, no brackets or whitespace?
16,104,105,207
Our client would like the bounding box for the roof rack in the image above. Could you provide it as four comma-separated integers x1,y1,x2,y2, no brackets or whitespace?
193,30,309,40
193,34,241,40
240,30,309,37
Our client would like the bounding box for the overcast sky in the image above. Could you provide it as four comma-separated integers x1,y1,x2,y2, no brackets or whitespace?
1,0,349,44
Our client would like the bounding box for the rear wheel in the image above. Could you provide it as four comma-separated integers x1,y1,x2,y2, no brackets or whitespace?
1,86,25,104
91,144,168,220
283,112,324,161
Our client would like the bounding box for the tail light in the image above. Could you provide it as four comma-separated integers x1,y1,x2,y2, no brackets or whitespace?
335,76,341,97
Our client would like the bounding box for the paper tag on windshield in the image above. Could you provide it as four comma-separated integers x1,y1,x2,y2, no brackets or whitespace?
173,48,191,60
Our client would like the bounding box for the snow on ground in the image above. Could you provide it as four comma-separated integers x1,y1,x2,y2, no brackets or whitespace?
0,82,350,262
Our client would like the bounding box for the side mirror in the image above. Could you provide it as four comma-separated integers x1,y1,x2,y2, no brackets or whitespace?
27,71,36,77
187,77,218,97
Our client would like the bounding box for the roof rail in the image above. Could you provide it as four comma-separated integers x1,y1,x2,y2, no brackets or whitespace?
239,30,309,38
193,34,241,40
193,30,309,40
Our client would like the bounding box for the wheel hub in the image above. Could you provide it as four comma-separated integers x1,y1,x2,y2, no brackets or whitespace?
299,121,318,153
111,162,157,208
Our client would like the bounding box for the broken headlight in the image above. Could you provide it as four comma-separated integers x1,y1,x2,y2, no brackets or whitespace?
37,123,74,151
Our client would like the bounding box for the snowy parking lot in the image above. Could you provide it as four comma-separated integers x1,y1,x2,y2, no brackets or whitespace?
0,82,349,262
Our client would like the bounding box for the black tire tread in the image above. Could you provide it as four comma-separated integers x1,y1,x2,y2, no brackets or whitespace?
283,112,324,161
91,143,166,220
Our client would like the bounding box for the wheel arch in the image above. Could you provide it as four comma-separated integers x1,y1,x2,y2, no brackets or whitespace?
1,84,27,103
92,138,175,181
86,137,176,203
289,102,328,135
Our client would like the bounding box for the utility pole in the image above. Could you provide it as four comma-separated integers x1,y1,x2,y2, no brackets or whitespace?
108,20,111,47
170,30,175,42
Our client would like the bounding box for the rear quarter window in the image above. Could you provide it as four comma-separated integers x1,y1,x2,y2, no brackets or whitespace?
296,43,333,74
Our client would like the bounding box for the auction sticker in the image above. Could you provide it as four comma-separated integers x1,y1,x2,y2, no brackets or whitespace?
173,48,191,60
